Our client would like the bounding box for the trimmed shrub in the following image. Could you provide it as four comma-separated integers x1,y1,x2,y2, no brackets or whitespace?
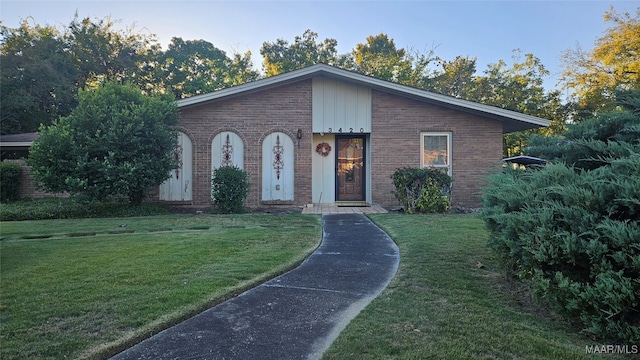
482,91,640,343
391,167,452,213
211,166,250,214
0,162,21,202
27,81,179,205
482,160,640,343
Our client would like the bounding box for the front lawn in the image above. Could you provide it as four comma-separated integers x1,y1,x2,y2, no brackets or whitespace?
0,214,321,359
2,213,631,359
323,214,632,359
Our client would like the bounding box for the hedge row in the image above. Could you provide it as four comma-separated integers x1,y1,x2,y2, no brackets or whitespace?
0,198,169,221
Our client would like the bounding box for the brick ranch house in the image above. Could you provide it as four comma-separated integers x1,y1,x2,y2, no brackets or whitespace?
156,63,550,209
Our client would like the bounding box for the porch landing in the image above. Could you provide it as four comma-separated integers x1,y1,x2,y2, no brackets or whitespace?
301,204,388,215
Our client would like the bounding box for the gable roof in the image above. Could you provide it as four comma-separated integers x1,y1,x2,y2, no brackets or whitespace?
177,63,551,134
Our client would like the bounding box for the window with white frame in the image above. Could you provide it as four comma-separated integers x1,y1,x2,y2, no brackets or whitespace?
421,132,452,175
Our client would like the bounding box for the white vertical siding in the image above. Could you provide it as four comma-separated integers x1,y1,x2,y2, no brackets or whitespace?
312,77,371,133
311,134,336,204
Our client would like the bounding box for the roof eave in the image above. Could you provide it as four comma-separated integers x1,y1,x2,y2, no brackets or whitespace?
177,65,322,108
0,142,33,147
316,67,551,133
177,64,551,133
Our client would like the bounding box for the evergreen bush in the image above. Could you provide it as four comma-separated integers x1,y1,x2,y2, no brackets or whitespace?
391,167,452,213
481,90,640,343
0,162,21,202
27,81,179,205
211,166,250,214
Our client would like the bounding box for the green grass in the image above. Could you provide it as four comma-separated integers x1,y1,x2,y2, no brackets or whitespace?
0,214,321,359
322,214,633,359
2,213,634,359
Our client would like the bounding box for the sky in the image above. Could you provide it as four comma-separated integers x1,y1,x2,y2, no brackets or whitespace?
1,0,638,92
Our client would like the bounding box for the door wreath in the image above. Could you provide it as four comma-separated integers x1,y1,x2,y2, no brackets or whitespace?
315,142,332,157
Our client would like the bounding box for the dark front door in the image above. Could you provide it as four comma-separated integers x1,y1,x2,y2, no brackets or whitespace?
336,136,366,202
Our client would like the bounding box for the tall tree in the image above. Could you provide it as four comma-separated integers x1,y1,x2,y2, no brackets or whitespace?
66,15,161,90
260,29,341,76
473,51,566,156
427,56,478,98
561,7,640,119
1,15,162,134
527,89,640,169
351,33,433,87
428,50,566,157
0,20,77,134
226,51,261,87
28,82,178,205
159,37,258,99
474,51,550,114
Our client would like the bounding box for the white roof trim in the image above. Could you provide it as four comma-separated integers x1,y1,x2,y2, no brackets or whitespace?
176,65,325,107
177,64,551,132
0,141,33,147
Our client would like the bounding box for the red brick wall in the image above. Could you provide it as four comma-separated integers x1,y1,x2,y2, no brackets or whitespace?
174,79,314,208
8,80,505,209
4,160,68,199
171,81,504,210
370,91,503,208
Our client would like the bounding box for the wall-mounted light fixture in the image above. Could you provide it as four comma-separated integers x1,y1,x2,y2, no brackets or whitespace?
296,128,303,147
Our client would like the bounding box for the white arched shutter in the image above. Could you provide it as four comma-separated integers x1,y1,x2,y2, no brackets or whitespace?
212,132,244,169
160,131,192,201
262,132,294,201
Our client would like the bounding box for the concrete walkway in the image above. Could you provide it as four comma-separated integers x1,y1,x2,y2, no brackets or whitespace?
110,214,399,360
301,204,388,215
